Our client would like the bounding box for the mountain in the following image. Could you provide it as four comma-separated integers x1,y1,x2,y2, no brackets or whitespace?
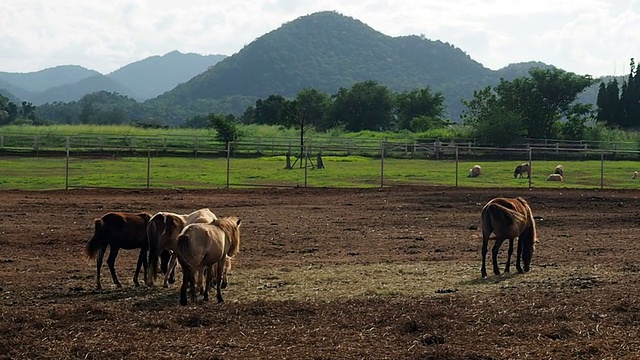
108,51,226,100
495,61,557,80
0,85,21,104
0,65,100,93
32,75,137,105
151,11,517,123
0,52,226,105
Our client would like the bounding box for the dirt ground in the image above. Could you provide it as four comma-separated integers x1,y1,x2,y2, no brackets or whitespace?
1,186,640,359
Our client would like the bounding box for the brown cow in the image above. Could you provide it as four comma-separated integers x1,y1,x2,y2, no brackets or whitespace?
84,212,152,290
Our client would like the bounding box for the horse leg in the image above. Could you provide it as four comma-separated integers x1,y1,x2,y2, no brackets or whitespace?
179,269,189,306
163,254,178,288
504,238,514,273
516,236,524,273
197,269,204,295
491,238,505,276
481,236,489,278
203,265,213,302
215,261,225,303
106,247,122,288
133,248,146,287
95,247,106,290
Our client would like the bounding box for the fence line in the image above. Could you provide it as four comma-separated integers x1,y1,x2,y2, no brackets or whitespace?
34,141,639,190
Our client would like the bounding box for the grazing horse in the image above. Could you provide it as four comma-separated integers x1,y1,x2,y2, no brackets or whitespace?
513,163,531,178
147,208,218,288
176,216,242,306
468,164,482,178
480,197,537,278
554,164,564,177
84,212,152,290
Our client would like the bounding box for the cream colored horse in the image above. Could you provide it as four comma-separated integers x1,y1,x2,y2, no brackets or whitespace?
176,216,242,305
147,208,218,288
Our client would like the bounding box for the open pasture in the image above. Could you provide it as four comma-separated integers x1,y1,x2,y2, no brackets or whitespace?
1,187,640,359
2,155,640,190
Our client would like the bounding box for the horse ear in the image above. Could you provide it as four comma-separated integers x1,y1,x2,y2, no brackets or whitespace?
236,218,242,227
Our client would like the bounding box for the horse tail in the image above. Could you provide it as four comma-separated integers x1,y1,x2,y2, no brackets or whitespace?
85,218,106,260
176,230,195,275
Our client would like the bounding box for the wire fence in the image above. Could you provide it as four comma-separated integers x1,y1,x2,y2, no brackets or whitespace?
1,138,639,190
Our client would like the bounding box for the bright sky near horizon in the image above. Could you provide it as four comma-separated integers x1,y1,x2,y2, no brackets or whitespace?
1,1,638,77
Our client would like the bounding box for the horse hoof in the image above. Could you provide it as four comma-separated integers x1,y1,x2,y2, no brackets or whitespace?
115,284,122,288
162,284,169,289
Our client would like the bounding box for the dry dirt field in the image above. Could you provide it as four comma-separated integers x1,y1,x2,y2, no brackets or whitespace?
1,187,640,359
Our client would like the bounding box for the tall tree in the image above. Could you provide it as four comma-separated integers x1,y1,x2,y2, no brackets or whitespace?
394,87,446,131
328,81,393,132
280,88,331,160
253,95,288,125
463,68,594,142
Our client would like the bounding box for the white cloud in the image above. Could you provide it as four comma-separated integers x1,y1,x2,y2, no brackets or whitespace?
0,0,637,77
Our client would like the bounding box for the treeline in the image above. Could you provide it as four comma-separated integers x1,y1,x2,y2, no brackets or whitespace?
10,61,639,148
596,58,640,128
0,95,40,125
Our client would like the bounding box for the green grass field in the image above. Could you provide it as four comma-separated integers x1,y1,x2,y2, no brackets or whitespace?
1,154,639,190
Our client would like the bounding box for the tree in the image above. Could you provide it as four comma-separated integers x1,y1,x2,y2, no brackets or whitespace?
394,87,446,131
181,114,211,129
209,113,243,148
328,80,394,132
462,68,594,143
254,95,288,125
561,103,594,140
462,87,526,146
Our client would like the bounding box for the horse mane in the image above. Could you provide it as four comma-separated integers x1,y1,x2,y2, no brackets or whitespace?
211,216,242,257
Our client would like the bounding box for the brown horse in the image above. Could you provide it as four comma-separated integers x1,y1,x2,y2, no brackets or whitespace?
480,197,537,278
147,208,218,288
176,216,242,306
513,163,531,178
84,212,152,290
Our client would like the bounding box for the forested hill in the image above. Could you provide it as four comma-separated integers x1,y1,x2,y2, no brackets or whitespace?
150,11,501,122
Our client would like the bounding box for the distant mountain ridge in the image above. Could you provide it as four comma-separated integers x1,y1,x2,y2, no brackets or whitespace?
107,51,227,100
0,51,226,105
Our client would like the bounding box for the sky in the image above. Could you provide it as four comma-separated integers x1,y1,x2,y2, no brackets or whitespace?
1,0,638,77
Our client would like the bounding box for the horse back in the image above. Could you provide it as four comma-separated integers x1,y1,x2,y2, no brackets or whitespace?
98,211,151,250
148,212,187,250
186,208,217,225
481,198,529,239
178,223,226,267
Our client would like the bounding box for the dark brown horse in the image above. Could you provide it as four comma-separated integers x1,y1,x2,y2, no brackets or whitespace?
480,197,537,278
84,212,152,290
